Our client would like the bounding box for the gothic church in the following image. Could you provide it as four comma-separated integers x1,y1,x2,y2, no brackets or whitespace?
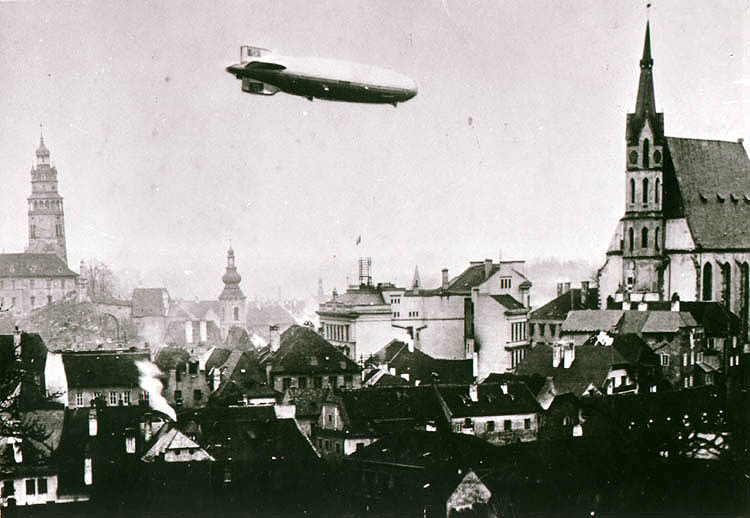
597,23,750,343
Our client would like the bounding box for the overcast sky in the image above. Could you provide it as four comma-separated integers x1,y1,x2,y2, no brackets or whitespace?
1,0,747,299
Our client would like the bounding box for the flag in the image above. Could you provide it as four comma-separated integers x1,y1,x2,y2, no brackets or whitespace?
355,235,361,245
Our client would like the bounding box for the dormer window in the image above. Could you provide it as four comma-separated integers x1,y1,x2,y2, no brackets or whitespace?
499,277,511,289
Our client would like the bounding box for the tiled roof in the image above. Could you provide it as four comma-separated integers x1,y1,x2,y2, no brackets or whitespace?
444,263,498,294
0,253,77,278
141,425,214,462
323,286,386,307
639,311,697,333
666,137,750,249
61,350,150,389
437,383,540,418
530,288,600,321
131,288,169,317
369,339,473,384
268,325,360,375
562,310,623,333
330,386,444,435
515,344,624,396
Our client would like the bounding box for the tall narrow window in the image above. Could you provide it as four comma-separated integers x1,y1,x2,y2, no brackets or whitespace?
233,306,239,321
702,263,713,301
721,263,731,308
630,179,636,204
655,178,660,205
642,227,649,249
642,178,649,204
654,227,660,251
628,227,634,252
643,139,650,168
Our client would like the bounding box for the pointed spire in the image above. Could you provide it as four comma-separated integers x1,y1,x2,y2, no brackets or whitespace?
36,125,50,158
411,265,421,290
634,22,656,116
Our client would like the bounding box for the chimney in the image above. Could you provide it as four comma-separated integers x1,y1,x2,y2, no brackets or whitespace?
638,302,648,311
469,383,479,402
552,344,562,368
563,282,571,293
143,413,153,442
407,337,414,353
557,283,564,297
581,281,590,305
738,138,744,146
88,408,98,437
563,343,575,369
622,300,631,311
10,437,22,463
472,351,478,380
269,325,280,352
441,268,449,289
484,259,493,279
671,294,680,312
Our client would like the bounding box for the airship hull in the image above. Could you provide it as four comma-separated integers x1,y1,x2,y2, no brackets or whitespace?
227,49,418,105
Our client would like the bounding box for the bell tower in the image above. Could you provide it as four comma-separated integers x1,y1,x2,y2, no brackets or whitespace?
621,22,666,299
26,131,68,264
218,247,247,338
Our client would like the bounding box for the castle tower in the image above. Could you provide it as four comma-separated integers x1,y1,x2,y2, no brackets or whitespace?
621,22,666,299
218,247,247,338
26,132,68,264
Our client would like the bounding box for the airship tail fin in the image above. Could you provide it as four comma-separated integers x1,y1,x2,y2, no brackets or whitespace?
240,45,273,63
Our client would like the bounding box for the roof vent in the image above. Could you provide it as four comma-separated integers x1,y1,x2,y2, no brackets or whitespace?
698,193,708,203
716,193,726,203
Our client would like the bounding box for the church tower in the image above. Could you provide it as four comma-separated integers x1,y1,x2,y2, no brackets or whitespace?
218,247,247,338
621,22,666,299
26,132,68,264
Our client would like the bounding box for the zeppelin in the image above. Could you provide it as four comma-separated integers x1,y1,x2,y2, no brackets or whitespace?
226,46,418,106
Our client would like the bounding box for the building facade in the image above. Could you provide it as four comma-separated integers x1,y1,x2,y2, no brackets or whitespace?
597,23,750,347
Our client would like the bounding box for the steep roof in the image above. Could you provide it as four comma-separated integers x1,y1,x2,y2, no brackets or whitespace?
61,350,149,389
269,325,360,375
444,263,498,294
0,253,77,278
666,137,750,249
515,344,624,397
562,310,623,333
530,288,600,321
141,425,214,462
437,383,540,418
131,288,169,317
679,301,741,337
369,339,473,384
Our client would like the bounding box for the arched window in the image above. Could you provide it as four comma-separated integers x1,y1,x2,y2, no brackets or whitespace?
643,139,650,168
721,263,731,308
628,227,634,252
654,227,660,251
641,227,649,248
642,178,649,204
655,178,660,204
630,179,636,204
702,263,713,301
233,306,239,321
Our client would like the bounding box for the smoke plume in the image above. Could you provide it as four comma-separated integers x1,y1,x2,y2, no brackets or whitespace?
135,360,177,421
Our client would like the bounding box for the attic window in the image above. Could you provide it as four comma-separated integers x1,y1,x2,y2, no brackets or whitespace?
310,356,318,366
744,194,750,203
730,193,739,203
716,193,726,203
699,193,708,203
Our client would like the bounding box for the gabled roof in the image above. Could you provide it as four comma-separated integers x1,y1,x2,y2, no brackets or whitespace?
61,350,150,389
0,253,77,278
562,310,623,333
666,137,750,249
131,288,169,317
530,288,600,321
617,310,697,334
437,383,540,418
369,339,473,384
268,325,360,375
141,425,214,462
168,299,219,319
444,263,498,294
515,344,624,397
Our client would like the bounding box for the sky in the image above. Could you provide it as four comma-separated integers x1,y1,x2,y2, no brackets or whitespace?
0,0,747,300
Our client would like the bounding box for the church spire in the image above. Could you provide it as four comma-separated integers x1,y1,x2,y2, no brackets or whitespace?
634,22,656,117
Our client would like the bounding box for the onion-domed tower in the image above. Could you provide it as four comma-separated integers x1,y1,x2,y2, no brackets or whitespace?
218,247,247,338
26,132,68,264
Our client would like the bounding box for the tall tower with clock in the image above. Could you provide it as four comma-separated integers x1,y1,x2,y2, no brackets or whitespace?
26,132,68,265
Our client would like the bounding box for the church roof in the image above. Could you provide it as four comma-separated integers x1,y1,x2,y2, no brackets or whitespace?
0,253,77,278
666,137,750,249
